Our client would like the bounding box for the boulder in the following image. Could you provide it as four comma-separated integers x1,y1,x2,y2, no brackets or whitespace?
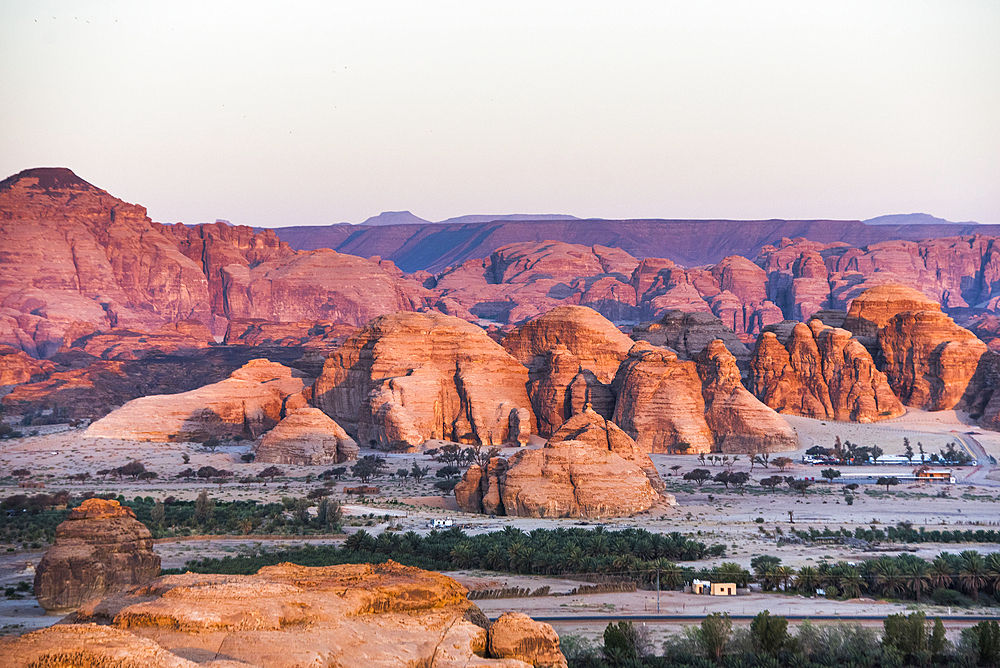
749,321,904,422
33,498,160,613
6,561,564,667
878,310,987,411
313,312,534,450
255,407,359,465
489,612,568,668
85,359,306,441
696,340,798,453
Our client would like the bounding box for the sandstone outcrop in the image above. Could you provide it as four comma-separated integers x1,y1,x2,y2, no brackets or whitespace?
66,321,214,360
314,312,533,450
878,310,987,411
85,359,307,441
547,406,667,494
499,440,658,518
502,306,631,434
223,318,357,349
612,342,714,454
33,498,160,613
631,310,750,360
842,283,941,339
5,561,566,668
696,339,798,452
255,407,359,465
749,321,904,422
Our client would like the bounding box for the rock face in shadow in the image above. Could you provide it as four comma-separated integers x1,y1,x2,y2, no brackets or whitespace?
313,312,534,451
611,342,714,454
502,306,631,435
749,321,904,423
85,359,307,441
33,499,160,613
631,310,751,360
5,561,566,668
255,407,359,465
878,310,988,411
696,339,798,453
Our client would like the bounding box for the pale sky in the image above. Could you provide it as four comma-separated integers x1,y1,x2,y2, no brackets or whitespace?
1,1,998,227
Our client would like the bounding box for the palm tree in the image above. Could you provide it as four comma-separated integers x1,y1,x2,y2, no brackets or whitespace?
984,552,1000,594
928,557,954,590
959,551,989,602
450,542,474,568
872,558,905,598
900,558,929,601
796,566,820,594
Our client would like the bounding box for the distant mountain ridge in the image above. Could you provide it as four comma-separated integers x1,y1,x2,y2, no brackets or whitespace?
864,213,980,226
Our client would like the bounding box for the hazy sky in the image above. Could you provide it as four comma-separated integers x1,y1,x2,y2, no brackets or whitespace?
1,1,998,226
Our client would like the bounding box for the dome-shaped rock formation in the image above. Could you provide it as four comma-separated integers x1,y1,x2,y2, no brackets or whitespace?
254,407,359,465
6,561,567,668
878,310,987,411
85,359,307,441
631,310,750,360
33,498,160,613
842,283,941,339
313,312,534,451
749,320,904,422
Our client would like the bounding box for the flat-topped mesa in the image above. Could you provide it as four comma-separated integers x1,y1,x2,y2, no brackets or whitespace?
502,306,632,435
878,310,988,411
7,561,567,668
749,320,904,423
33,499,160,613
842,283,941,340
313,311,534,451
85,359,308,441
696,339,798,453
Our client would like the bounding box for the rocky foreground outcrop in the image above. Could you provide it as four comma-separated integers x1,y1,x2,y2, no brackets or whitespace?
749,320,904,422
612,341,798,454
33,498,160,613
502,306,632,435
255,407,359,465
313,312,534,450
85,359,308,441
456,408,666,518
5,561,567,668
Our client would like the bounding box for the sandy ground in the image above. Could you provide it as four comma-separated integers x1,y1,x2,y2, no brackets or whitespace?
2,408,1000,638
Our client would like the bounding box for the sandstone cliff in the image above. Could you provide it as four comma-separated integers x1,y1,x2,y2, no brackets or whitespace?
6,561,566,668
749,321,904,422
842,283,941,339
631,310,750,360
313,312,534,450
33,498,160,612
878,310,987,411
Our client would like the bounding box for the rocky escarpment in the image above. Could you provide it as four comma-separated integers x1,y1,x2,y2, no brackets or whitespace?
502,306,632,435
313,312,533,451
841,283,941,341
33,498,160,613
255,407,359,465
612,341,798,454
0,345,54,386
6,561,567,668
85,359,308,441
749,320,904,422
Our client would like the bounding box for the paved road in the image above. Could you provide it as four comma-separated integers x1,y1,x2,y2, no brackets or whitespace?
524,614,1000,623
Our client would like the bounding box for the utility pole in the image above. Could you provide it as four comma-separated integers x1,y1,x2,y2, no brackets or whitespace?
656,568,660,614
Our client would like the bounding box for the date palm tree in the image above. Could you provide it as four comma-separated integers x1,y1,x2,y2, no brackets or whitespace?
959,551,988,602
796,566,820,594
900,558,929,601
928,557,954,590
